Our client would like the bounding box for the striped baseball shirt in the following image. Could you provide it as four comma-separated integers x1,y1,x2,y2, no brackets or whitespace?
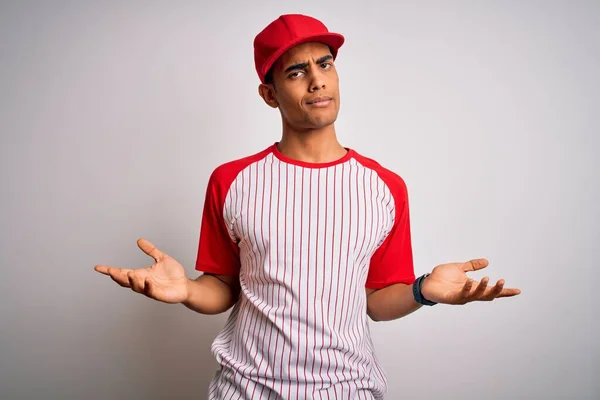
195,143,415,400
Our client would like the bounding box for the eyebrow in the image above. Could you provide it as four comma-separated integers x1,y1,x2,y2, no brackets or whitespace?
283,55,333,73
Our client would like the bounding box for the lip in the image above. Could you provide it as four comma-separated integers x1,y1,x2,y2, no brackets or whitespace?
306,96,333,107
307,96,332,104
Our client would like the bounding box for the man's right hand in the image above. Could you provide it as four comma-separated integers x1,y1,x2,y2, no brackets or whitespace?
95,238,189,304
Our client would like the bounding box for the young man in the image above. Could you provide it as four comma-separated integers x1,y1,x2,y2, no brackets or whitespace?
95,14,521,400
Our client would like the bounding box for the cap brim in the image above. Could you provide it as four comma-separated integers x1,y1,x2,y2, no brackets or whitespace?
261,33,345,83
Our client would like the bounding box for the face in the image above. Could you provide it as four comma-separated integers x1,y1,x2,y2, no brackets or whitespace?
259,42,341,131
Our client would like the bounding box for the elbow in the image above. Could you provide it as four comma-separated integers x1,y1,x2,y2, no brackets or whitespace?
366,307,383,322
366,288,382,322
368,314,381,322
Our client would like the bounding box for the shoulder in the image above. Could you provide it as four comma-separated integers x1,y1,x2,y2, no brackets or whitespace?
208,145,273,188
352,149,408,197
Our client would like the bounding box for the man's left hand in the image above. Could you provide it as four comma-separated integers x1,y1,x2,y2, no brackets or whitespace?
420,259,521,305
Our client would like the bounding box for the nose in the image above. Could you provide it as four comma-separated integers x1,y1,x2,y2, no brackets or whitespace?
309,70,326,92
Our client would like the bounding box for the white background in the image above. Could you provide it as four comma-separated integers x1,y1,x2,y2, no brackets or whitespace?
1,1,598,399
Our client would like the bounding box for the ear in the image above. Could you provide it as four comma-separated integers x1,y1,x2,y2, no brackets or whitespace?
258,84,279,108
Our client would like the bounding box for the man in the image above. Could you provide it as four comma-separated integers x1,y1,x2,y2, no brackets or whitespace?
94,14,521,400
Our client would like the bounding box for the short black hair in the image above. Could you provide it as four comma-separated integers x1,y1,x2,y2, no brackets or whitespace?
264,67,275,85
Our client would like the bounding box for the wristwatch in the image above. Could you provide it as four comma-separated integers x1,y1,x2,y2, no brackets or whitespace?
412,273,437,306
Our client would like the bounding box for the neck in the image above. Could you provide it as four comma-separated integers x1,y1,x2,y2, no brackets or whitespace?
278,122,347,164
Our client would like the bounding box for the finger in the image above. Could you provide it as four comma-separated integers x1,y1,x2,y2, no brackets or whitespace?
459,279,475,303
495,287,522,298
95,264,119,275
461,258,489,273
137,238,165,262
95,265,133,288
471,276,490,300
143,277,153,298
482,279,504,301
107,267,133,287
127,271,145,294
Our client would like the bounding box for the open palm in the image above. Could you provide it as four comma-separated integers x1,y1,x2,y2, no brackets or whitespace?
421,258,521,305
94,239,189,304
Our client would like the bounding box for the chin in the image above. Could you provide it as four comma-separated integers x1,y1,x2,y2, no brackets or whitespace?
285,111,338,131
307,112,338,128
306,120,335,130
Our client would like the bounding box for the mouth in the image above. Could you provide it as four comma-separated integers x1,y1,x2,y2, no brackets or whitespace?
306,96,333,107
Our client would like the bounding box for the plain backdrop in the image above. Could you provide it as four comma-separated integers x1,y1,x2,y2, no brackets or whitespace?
1,1,598,399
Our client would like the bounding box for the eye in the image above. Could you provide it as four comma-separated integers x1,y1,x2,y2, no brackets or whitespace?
288,71,305,79
321,62,333,70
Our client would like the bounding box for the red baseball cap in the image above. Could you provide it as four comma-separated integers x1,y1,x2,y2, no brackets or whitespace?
253,14,345,83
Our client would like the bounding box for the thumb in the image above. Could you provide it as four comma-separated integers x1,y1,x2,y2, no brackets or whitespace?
137,238,166,262
461,258,489,273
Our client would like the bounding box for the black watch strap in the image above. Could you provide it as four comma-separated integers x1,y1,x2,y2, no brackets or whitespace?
413,273,437,306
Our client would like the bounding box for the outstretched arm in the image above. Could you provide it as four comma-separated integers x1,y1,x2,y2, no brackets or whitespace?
366,284,421,322
366,258,521,322
183,273,240,315
95,238,240,315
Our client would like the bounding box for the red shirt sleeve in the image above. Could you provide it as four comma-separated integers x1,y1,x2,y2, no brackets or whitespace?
195,166,241,275
365,168,416,289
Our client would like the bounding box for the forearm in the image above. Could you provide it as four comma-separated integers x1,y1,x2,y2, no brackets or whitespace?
366,282,422,321
182,274,239,315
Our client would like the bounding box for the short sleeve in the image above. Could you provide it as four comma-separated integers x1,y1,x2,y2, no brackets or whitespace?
195,168,241,275
365,171,416,289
